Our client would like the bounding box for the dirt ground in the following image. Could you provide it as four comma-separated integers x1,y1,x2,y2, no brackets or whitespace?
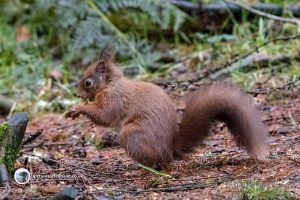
1,77,300,199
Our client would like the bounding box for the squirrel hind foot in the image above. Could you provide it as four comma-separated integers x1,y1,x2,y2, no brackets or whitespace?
250,146,270,161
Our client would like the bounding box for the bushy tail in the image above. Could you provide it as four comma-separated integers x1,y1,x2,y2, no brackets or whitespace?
173,82,269,160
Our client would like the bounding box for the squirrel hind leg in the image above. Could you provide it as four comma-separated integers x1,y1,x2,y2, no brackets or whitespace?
120,124,174,167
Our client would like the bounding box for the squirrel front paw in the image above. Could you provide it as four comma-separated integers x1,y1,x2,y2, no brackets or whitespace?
65,106,81,119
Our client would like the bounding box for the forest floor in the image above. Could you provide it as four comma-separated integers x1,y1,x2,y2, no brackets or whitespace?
1,68,300,200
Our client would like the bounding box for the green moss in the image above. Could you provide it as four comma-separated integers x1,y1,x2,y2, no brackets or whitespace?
0,123,20,174
92,138,105,150
0,123,9,142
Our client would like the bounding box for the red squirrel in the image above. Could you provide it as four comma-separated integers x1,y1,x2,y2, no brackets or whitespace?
65,46,269,167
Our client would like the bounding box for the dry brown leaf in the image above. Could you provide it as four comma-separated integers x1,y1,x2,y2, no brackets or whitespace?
16,25,30,42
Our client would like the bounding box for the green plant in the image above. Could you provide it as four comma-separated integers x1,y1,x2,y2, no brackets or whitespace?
137,163,171,178
231,71,263,91
237,180,292,200
0,0,187,106
13,0,187,66
91,137,105,150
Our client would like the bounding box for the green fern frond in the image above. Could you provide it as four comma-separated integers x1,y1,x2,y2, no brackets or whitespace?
73,17,106,49
96,0,187,31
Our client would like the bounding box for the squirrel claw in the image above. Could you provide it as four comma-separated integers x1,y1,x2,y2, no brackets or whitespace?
65,107,81,119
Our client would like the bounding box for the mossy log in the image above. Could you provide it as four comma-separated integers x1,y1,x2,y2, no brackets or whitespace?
0,112,29,178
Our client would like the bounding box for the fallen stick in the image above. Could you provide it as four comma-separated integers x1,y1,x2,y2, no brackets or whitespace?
288,111,300,131
224,0,300,26
22,129,43,145
248,77,300,95
210,34,300,80
23,141,75,149
171,0,300,17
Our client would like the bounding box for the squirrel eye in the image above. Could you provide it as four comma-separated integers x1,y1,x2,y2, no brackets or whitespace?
84,79,93,88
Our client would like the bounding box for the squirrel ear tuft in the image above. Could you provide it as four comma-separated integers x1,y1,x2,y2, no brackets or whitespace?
95,43,115,74
96,61,107,73
99,43,113,62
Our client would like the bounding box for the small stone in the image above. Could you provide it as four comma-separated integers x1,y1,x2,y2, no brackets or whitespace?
91,157,102,165
187,84,197,91
42,153,57,166
73,148,87,158
102,131,120,147
276,127,290,135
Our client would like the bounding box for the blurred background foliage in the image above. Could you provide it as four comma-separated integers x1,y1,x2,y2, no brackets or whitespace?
0,0,299,112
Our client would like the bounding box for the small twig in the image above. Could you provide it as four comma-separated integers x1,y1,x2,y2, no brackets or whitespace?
158,34,300,87
288,111,300,131
23,141,75,149
248,77,299,95
224,0,300,27
21,153,105,175
7,102,16,119
27,121,89,138
22,129,43,145
210,34,300,79
132,182,209,193
91,175,233,194
247,35,300,51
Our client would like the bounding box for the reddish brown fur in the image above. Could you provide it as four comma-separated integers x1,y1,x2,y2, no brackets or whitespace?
174,83,269,160
66,46,269,167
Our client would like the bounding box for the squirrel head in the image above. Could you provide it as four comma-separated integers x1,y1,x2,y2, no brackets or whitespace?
76,44,123,101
